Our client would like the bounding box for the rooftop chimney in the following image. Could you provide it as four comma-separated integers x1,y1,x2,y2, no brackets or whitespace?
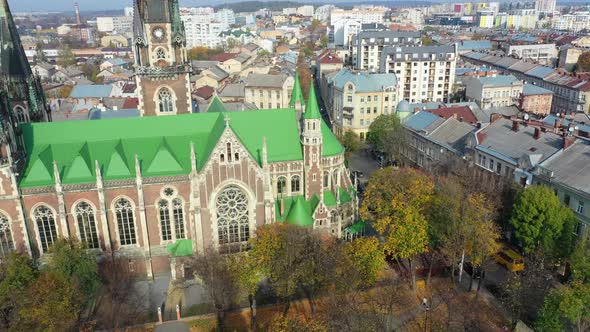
512,120,519,132
490,113,503,123
563,136,575,149
533,127,541,140
75,2,81,25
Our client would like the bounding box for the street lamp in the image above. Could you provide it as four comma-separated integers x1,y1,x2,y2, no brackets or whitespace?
422,298,430,332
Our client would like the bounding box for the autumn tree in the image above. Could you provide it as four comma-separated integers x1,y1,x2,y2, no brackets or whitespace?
231,253,262,329
337,237,385,290
510,185,576,260
361,167,433,289
16,270,82,331
367,114,407,165
57,44,76,68
297,55,312,100
191,249,240,331
0,254,38,329
577,51,590,72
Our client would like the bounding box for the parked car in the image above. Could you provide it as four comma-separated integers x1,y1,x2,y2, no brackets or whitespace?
494,247,525,272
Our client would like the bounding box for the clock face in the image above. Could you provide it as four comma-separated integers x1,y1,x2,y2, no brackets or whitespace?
152,27,165,41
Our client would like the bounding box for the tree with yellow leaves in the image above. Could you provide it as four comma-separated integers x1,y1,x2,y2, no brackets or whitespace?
360,167,434,289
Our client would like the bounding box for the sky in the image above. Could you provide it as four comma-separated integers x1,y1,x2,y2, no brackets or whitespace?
9,0,133,12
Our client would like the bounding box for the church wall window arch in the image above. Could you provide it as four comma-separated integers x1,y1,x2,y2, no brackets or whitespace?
156,87,176,114
73,201,100,249
277,176,287,195
14,105,27,124
33,205,57,253
155,47,168,60
157,186,186,243
215,185,250,246
291,175,301,193
0,212,14,257
113,197,137,246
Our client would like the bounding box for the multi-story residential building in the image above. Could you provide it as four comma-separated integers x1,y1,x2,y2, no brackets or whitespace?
477,10,495,28
214,8,235,28
181,15,223,48
558,46,584,72
552,12,590,32
380,45,457,103
534,135,590,237
466,75,524,109
519,84,553,116
465,117,563,186
330,8,387,26
535,0,556,14
245,73,295,109
326,69,398,139
462,52,590,114
507,44,557,65
351,30,422,71
297,5,314,17
332,19,362,47
314,5,336,22
401,108,475,172
96,16,133,34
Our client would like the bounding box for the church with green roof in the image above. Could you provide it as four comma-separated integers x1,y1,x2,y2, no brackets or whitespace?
0,0,359,279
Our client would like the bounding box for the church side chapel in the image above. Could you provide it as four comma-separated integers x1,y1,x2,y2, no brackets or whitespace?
0,0,360,278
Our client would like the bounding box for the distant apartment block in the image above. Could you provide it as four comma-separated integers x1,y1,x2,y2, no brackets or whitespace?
466,75,523,109
96,16,133,34
351,30,422,71
507,44,557,65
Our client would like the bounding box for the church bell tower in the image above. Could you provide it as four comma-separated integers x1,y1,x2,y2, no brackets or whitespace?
133,0,192,117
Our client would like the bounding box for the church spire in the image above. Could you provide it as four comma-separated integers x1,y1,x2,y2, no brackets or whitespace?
289,73,305,109
303,82,321,120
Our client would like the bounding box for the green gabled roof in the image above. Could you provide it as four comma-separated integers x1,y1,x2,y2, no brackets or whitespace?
339,187,353,204
323,190,337,207
344,220,366,235
286,196,315,227
145,138,185,176
303,83,321,120
20,109,330,188
207,96,226,113
289,73,304,108
166,239,193,257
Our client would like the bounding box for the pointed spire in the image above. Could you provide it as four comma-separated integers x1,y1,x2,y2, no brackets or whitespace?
303,82,321,120
262,136,268,167
289,72,305,108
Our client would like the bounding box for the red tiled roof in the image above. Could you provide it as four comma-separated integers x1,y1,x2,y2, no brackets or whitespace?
211,53,239,62
318,53,343,64
195,86,215,99
122,97,138,109
427,106,478,124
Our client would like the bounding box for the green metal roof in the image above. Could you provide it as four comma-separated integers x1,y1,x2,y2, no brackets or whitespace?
289,73,304,108
207,96,227,113
285,196,315,227
166,239,193,257
303,84,321,120
20,107,344,188
323,190,337,207
344,220,365,235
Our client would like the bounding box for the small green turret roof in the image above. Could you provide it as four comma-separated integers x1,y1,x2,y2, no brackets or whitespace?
289,73,304,108
285,196,315,227
207,96,226,113
303,83,321,120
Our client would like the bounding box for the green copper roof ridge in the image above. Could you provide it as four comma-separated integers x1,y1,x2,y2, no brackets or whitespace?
145,137,185,175
207,95,227,113
105,141,132,178
289,73,304,108
304,83,321,120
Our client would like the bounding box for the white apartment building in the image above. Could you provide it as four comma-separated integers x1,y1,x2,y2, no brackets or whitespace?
244,74,294,109
380,45,457,104
552,12,590,32
535,0,556,14
314,5,337,22
330,8,387,26
332,19,362,47
96,16,133,33
283,8,297,15
351,30,422,71
214,9,236,28
124,6,134,17
297,5,314,17
181,15,223,48
507,44,557,64
465,75,524,109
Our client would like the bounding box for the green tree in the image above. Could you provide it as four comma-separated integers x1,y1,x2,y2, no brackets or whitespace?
0,254,38,329
319,35,329,48
577,52,590,72
421,36,434,46
57,44,76,68
536,282,590,332
510,185,575,259
36,42,48,63
231,253,262,329
367,114,406,164
47,239,100,303
339,131,361,159
569,236,590,283
360,167,433,289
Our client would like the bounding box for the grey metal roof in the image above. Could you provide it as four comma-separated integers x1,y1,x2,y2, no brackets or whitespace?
331,68,397,93
478,118,562,164
219,83,245,98
541,139,590,195
428,118,475,153
245,73,287,88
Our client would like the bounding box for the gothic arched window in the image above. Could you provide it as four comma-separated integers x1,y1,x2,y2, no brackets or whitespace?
323,172,330,189
158,190,186,243
159,199,172,241
277,176,287,195
14,106,26,124
158,88,174,113
216,186,249,245
74,202,100,249
114,198,136,246
156,47,167,60
34,205,57,253
291,175,301,193
0,213,13,257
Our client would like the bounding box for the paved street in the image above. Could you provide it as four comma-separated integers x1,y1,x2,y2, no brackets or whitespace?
347,146,381,186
